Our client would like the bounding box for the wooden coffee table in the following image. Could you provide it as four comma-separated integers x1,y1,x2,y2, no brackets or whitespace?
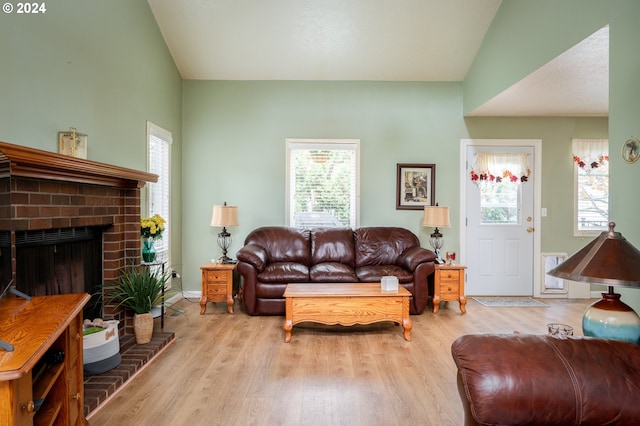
282,283,412,342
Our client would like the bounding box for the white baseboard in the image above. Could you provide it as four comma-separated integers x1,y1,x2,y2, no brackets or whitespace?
179,291,201,299
151,293,197,318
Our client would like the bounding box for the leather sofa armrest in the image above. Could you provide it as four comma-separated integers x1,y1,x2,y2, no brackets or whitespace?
397,246,436,271
236,244,268,272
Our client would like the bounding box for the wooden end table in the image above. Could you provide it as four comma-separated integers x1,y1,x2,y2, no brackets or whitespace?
200,262,236,314
283,283,412,343
433,264,467,314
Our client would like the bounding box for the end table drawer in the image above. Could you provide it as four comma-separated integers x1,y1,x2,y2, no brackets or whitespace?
440,284,459,296
207,284,227,295
206,270,230,283
439,270,460,282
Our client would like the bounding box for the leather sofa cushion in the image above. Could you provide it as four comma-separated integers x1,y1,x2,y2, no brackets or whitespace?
257,262,309,283
310,262,358,282
356,265,414,283
355,227,420,267
311,228,355,267
244,226,311,265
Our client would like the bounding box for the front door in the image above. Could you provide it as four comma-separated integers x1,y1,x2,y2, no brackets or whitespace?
462,140,540,296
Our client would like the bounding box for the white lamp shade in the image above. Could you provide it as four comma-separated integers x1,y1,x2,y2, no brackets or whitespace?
423,206,450,228
210,204,238,227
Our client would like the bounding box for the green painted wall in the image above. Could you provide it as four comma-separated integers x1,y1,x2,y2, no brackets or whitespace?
182,81,466,287
181,81,609,295
2,0,639,314
607,0,640,309
465,0,640,310
0,0,184,272
465,117,609,255
464,0,610,114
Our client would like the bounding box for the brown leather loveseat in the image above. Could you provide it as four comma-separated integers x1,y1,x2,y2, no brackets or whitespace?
451,334,640,425
236,226,436,315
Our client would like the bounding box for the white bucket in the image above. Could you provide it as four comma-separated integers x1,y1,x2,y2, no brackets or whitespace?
83,320,120,364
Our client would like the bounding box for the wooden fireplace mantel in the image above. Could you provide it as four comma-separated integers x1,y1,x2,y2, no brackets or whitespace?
0,141,157,188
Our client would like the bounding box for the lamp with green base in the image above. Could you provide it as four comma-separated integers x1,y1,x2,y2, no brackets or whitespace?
548,222,640,344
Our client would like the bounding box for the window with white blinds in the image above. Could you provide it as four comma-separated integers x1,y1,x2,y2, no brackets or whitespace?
286,139,360,229
572,139,609,236
147,121,172,264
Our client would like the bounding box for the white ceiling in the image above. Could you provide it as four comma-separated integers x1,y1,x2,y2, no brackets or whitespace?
147,0,608,117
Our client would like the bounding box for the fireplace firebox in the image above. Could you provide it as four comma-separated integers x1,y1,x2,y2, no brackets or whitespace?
15,226,104,320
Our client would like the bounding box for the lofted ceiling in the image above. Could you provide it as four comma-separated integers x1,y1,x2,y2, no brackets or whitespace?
147,0,608,117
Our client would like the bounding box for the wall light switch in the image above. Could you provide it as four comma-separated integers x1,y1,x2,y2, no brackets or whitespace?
541,207,547,217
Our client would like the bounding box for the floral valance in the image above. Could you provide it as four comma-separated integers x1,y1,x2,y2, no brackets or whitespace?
470,152,531,186
572,139,608,169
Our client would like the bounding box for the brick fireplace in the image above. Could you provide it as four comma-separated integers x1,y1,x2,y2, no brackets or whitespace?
0,141,156,336
0,141,178,417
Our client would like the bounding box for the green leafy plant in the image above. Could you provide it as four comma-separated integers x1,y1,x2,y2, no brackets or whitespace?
107,264,184,316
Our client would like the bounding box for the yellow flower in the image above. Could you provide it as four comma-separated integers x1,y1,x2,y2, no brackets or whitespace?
141,214,165,240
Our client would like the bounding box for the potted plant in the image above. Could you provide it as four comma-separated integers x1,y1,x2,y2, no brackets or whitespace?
140,214,165,263
107,264,181,344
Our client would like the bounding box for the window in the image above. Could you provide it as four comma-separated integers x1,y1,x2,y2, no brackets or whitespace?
286,139,360,228
146,121,172,264
470,152,530,225
480,182,520,225
573,139,608,236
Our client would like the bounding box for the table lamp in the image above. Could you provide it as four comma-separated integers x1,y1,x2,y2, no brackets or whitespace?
548,222,640,343
423,204,450,264
210,202,238,263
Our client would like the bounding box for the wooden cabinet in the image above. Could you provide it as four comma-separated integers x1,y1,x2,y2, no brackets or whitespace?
0,293,90,425
433,264,467,314
200,263,236,314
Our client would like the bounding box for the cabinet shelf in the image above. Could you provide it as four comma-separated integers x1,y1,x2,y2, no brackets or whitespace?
34,399,62,426
32,362,64,402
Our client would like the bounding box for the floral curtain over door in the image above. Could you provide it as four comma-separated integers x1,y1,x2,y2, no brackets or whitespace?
470,153,531,186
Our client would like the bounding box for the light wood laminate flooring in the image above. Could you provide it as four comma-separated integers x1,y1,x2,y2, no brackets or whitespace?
88,296,591,426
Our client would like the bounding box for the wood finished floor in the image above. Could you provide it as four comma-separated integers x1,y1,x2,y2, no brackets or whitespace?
87,296,591,426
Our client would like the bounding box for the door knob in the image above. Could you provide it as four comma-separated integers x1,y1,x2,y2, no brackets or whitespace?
527,227,534,233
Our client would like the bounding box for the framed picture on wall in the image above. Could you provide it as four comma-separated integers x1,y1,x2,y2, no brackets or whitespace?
622,137,640,164
396,163,436,210
58,128,88,159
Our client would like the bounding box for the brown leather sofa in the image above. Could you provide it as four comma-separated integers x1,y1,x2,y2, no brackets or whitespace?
236,226,436,315
451,334,640,425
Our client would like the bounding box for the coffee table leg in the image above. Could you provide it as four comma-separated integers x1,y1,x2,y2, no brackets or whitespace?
284,296,293,342
402,297,411,341
402,318,412,341
283,319,292,343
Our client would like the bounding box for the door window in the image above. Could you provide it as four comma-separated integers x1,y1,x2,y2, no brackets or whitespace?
480,182,520,225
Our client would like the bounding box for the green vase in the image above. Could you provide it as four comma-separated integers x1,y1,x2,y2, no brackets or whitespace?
142,238,156,263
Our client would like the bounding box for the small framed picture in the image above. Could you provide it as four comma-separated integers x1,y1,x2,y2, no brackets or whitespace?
59,129,88,159
622,137,639,164
396,163,436,210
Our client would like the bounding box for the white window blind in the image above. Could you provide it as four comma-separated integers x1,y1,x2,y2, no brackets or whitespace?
286,139,360,229
147,121,172,264
572,139,608,236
